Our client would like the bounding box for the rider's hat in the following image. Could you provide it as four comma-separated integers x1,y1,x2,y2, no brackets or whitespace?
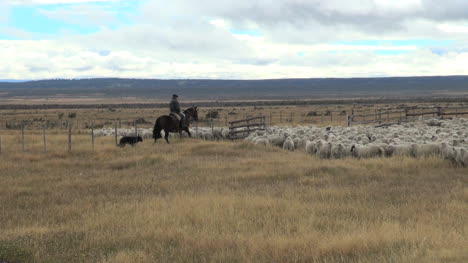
172,94,178,98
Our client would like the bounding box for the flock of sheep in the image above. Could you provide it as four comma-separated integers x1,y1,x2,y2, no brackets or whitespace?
92,117,468,167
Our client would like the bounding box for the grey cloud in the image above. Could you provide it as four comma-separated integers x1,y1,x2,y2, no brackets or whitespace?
141,0,468,43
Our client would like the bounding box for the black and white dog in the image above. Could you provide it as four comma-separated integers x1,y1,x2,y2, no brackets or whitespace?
118,136,143,147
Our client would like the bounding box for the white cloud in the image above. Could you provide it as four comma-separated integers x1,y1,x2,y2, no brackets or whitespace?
2,39,468,80
10,0,125,5
3,0,468,79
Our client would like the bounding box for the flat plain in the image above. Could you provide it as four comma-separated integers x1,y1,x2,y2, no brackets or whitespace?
0,128,466,262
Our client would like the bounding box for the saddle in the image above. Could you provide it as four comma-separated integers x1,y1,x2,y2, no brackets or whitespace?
170,112,181,121
170,113,186,129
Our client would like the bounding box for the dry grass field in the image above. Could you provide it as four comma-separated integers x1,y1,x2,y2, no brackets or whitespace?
0,130,467,263
2,102,467,130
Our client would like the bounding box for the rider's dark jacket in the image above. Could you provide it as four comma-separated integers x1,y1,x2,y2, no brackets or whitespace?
169,98,181,114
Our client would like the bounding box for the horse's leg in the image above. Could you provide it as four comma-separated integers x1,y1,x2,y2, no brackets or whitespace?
184,127,191,137
164,130,170,144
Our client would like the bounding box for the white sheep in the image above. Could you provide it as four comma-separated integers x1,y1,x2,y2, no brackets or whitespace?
283,137,295,151
351,144,384,159
410,143,441,158
385,144,412,157
254,137,269,146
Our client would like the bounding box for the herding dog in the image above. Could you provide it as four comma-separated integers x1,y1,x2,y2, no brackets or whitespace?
118,136,143,147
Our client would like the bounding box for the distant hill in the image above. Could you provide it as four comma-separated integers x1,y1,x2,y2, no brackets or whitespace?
0,76,467,100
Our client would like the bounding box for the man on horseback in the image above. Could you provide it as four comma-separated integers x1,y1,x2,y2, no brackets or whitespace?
169,94,185,129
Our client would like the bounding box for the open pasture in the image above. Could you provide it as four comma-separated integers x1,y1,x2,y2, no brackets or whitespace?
0,129,467,262
2,101,467,129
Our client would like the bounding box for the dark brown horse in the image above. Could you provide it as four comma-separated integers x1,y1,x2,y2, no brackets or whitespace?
152,107,198,143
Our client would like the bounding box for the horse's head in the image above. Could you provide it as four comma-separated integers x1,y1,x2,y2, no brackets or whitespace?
184,107,199,121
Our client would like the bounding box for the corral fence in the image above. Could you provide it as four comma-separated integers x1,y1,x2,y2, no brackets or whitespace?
347,105,468,126
0,119,155,154
228,116,267,139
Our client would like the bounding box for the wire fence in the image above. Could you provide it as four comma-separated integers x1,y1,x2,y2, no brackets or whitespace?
2,104,467,153
348,105,468,126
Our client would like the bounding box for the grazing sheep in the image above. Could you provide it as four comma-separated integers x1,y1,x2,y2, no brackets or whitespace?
331,143,346,159
385,144,412,157
351,145,384,159
317,140,332,159
410,143,441,158
254,137,269,146
268,135,286,147
454,147,468,167
305,140,316,155
440,143,456,163
91,118,468,165
283,137,295,151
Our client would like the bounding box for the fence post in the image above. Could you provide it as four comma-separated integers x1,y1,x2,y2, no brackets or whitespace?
91,121,95,150
346,115,350,127
269,112,272,126
21,122,25,152
211,117,214,134
378,109,382,124
114,121,118,146
437,106,442,119
134,121,138,137
43,122,47,152
330,112,333,122
68,121,72,152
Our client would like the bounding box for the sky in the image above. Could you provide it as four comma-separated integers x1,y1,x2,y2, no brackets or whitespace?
1,0,468,80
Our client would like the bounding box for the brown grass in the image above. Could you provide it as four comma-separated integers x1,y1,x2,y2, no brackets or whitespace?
0,131,467,262
2,101,466,130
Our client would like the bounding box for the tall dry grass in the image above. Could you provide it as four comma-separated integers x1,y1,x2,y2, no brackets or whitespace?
0,130,466,262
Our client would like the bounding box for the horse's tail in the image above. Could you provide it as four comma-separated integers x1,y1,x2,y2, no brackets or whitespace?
153,118,162,140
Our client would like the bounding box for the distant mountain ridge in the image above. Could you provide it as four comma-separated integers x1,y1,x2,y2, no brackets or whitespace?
0,76,467,99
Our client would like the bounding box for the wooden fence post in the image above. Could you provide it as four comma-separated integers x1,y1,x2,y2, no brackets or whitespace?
114,121,118,146
68,121,72,152
211,117,214,134
437,106,442,119
134,121,138,136
91,121,95,150
21,122,25,152
43,122,47,152
346,115,350,127
378,109,382,124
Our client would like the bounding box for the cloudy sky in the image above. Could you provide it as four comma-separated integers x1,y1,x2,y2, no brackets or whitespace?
1,0,468,80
